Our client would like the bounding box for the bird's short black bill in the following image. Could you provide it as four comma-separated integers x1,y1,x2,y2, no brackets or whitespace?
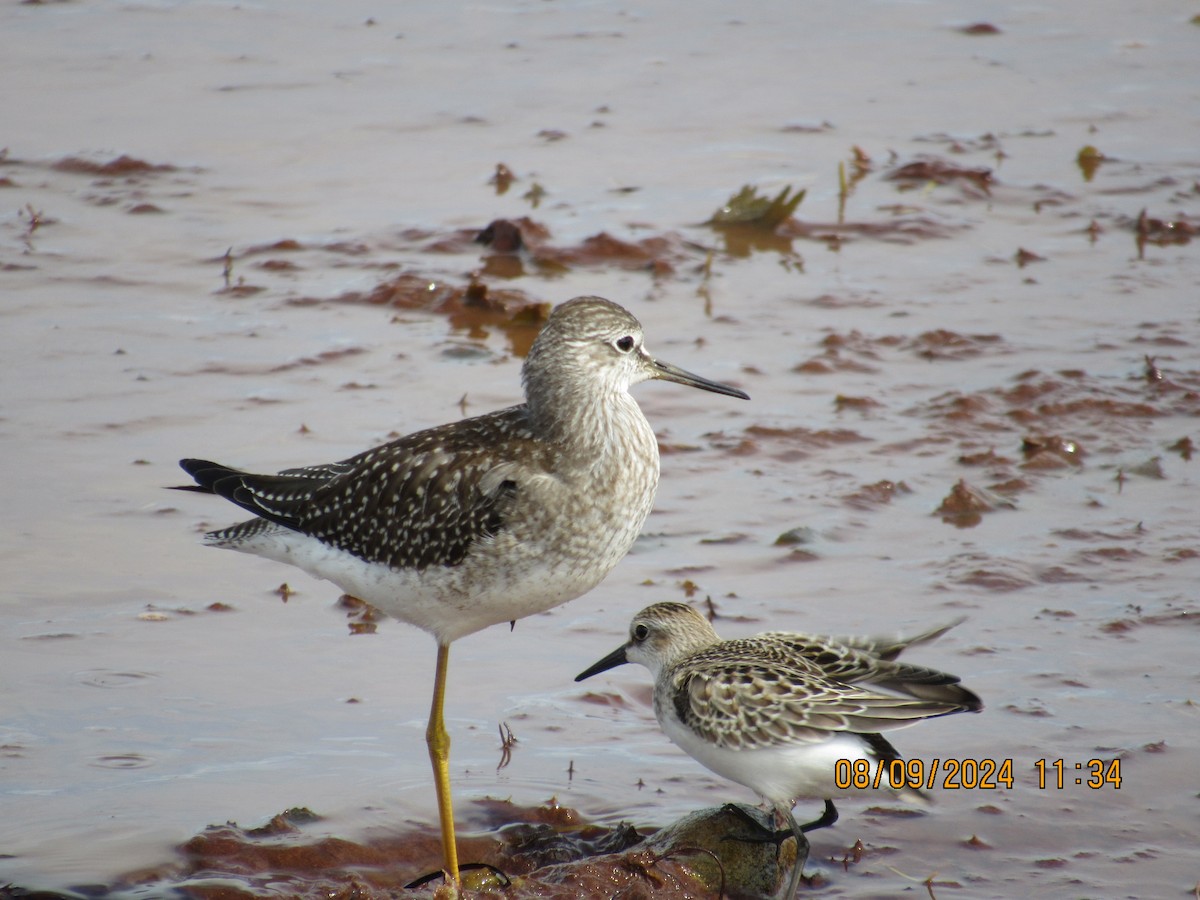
574,644,629,682
651,358,749,400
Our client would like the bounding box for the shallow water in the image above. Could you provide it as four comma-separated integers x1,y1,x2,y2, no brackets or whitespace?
2,1,1198,896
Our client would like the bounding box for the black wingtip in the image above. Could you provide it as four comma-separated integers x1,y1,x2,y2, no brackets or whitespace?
175,458,242,494
179,458,218,476
167,482,212,493
960,686,985,714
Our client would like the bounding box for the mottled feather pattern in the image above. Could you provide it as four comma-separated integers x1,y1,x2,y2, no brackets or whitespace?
802,616,967,661
180,297,748,648
177,296,755,882
672,651,968,752
206,516,278,544
577,600,979,899
186,406,556,571
750,632,981,709
587,602,981,755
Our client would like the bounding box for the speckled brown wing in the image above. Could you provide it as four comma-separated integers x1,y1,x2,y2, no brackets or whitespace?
182,405,557,571
670,652,970,752
821,617,967,661
754,631,982,711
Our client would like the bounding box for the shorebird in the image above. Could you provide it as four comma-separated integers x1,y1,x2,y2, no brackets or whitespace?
575,602,982,898
175,297,748,884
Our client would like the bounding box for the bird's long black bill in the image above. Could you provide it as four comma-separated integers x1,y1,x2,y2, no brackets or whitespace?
574,644,629,682
652,359,749,400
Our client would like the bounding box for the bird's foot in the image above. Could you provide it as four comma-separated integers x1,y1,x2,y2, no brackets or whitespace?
798,799,839,833
405,862,512,891
718,803,795,852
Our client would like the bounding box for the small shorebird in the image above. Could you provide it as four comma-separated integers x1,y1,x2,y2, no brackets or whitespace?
175,298,748,885
575,602,982,898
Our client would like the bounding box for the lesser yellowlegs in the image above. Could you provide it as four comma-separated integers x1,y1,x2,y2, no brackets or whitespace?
176,297,749,884
575,602,981,898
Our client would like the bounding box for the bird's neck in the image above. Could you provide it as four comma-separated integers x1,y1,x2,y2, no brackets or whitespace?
528,383,658,463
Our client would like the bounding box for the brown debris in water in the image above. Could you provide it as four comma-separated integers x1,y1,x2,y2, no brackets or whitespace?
572,231,678,271
1142,354,1164,384
1021,434,1085,468
1167,436,1193,461
798,327,1005,375
1135,208,1197,257
794,333,882,374
705,185,808,261
915,368,1200,458
436,217,693,279
912,131,1006,154
1076,145,1108,182
707,184,806,228
51,154,180,176
958,22,1002,35
775,526,817,547
96,800,800,899
782,211,964,248
1014,247,1046,268
337,593,382,635
489,162,517,195
834,394,882,412
301,273,551,355
1122,456,1166,480
215,281,267,298
936,479,1015,528
476,218,528,254
256,257,301,272
266,346,369,375
845,479,910,509
217,201,970,345
887,156,993,197
778,548,820,563
723,424,872,463
958,448,1012,467
522,181,547,208
699,532,753,546
988,476,1031,496
575,689,632,710
1096,602,1200,634
909,329,1004,361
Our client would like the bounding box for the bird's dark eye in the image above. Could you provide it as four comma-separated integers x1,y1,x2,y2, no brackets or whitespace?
632,623,650,642
615,336,635,353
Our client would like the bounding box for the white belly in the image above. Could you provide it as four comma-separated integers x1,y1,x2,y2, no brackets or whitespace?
662,713,905,806
212,441,659,644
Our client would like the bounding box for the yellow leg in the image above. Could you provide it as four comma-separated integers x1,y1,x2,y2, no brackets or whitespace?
426,642,460,885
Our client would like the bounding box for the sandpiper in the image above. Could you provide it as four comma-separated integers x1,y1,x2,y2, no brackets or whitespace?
175,297,748,884
575,602,981,898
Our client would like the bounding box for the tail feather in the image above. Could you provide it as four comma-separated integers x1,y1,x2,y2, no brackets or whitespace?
172,458,246,494
837,616,969,661
859,732,932,805
870,666,983,712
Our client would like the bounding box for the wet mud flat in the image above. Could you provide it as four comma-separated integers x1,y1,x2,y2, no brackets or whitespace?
3,1,1199,897
30,801,812,899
